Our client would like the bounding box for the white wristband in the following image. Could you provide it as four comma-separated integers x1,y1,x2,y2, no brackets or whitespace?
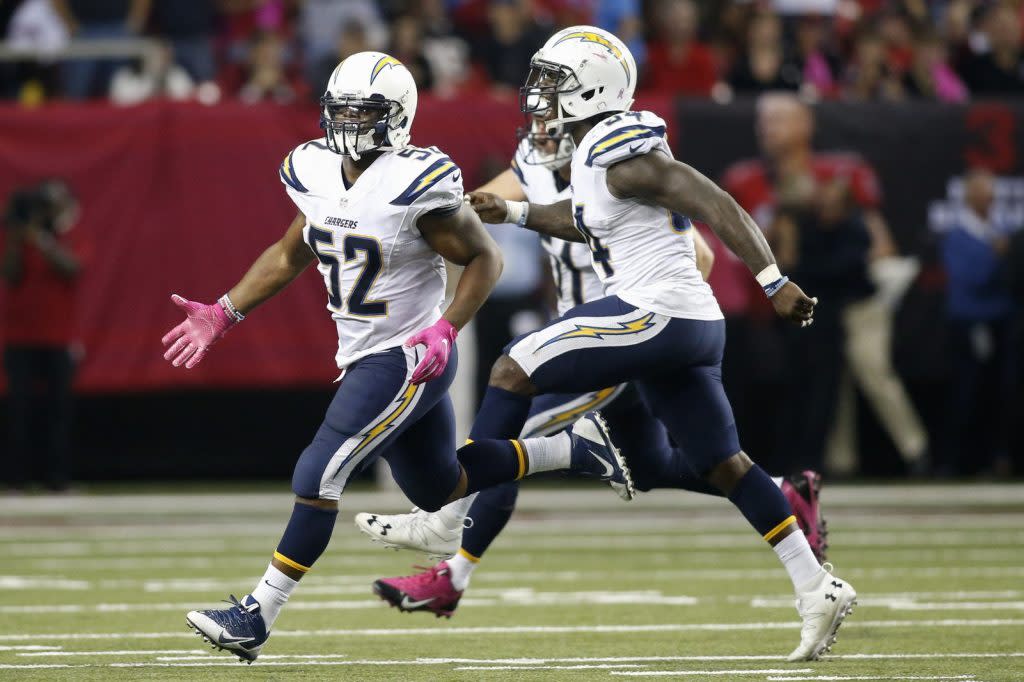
504,200,529,227
755,264,783,288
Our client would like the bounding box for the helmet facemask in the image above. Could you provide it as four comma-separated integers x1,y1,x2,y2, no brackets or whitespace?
516,115,575,171
320,93,405,160
519,59,583,138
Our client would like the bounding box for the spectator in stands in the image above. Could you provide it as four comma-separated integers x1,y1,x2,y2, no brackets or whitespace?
643,0,717,96
413,0,471,95
844,27,905,100
149,0,216,86
310,20,372,96
52,0,151,99
108,41,197,104
1,181,84,492
721,94,928,474
962,2,1024,95
3,0,68,102
903,29,968,102
473,0,547,94
727,12,802,93
791,15,839,98
878,10,916,76
238,30,299,104
390,14,435,92
299,0,385,88
941,169,1018,476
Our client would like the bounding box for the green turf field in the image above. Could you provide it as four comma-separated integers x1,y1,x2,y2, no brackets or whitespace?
2,483,1023,681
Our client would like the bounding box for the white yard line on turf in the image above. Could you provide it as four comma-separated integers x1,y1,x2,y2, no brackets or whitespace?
614,671,974,675
0,645,60,651
1,619,1023,642
6,566,1024,594
749,597,1024,611
764,676,978,681
455,664,647,670
7,531,1024,556
0,590,700,614
2,513,1023,541
461,668,809,674
18,650,209,657
15,653,1024,664
8,528,1024,557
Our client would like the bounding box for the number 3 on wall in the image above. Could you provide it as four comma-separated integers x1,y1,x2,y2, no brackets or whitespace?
306,227,388,317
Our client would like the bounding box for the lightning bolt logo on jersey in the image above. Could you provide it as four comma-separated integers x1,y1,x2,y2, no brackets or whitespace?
569,110,722,322
278,140,463,370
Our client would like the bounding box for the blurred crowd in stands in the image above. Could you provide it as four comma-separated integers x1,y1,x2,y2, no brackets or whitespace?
5,0,1024,104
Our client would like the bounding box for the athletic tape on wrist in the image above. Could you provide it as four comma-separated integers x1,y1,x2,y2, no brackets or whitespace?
505,201,529,227
218,294,245,322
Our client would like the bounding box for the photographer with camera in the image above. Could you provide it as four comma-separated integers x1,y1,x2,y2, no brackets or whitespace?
2,180,83,492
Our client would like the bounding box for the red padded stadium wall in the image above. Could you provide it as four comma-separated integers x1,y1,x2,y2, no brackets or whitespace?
0,96,673,393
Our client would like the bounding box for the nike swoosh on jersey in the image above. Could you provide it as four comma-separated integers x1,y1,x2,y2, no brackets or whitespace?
401,595,437,609
628,142,644,153
589,449,614,478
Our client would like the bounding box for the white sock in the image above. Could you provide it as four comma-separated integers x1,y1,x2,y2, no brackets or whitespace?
772,476,784,488
773,531,824,591
435,494,476,530
249,563,299,629
446,551,477,591
522,432,571,474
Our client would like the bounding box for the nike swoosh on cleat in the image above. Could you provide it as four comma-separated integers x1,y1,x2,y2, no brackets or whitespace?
588,449,614,478
217,632,256,646
400,595,436,609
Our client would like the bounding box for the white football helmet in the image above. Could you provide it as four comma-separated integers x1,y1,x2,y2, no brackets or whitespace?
320,51,417,159
518,115,576,170
520,26,636,136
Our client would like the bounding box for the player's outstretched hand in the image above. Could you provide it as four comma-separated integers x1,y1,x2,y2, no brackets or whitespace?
465,191,509,224
161,294,236,369
771,280,818,328
404,318,458,384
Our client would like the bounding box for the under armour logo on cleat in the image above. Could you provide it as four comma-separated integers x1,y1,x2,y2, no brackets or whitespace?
367,515,394,536
831,581,843,588
825,593,837,602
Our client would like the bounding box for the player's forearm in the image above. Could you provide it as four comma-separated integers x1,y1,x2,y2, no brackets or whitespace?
227,240,312,314
442,247,502,330
524,199,584,243
684,187,775,278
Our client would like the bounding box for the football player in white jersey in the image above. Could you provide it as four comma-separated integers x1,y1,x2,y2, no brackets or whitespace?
355,118,828,617
463,27,857,662
159,52,633,663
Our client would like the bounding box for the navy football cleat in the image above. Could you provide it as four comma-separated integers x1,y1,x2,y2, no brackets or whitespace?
186,594,268,664
568,412,635,499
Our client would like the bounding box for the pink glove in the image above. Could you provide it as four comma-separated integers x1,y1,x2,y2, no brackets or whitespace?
404,318,458,385
161,294,237,369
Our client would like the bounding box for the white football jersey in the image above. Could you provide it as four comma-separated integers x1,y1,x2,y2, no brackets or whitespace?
511,141,603,314
280,139,463,370
570,111,722,321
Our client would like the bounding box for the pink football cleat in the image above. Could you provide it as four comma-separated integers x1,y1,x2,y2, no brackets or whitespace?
372,562,462,618
782,470,828,563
